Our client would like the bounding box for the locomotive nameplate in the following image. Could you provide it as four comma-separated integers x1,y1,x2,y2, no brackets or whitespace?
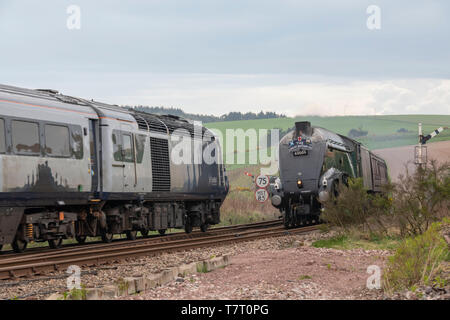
293,150,308,156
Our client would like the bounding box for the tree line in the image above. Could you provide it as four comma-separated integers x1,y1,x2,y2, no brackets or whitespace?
128,106,286,123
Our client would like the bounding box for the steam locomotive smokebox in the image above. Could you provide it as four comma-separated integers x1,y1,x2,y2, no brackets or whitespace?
295,121,312,137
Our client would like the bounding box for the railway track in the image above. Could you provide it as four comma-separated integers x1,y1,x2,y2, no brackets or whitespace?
0,219,281,257
0,220,318,280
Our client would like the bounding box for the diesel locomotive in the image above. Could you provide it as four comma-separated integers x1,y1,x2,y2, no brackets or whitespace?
0,84,229,253
270,121,388,228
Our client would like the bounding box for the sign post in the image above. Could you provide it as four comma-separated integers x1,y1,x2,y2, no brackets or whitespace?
254,174,270,203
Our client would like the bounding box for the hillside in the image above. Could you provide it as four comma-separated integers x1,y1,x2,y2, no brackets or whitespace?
205,115,450,169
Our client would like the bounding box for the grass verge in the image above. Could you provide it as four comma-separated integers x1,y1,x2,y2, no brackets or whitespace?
312,234,402,251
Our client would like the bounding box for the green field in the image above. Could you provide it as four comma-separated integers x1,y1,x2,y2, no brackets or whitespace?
205,115,450,169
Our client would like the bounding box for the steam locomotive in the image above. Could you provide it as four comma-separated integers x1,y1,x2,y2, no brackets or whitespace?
0,84,229,253
270,121,388,227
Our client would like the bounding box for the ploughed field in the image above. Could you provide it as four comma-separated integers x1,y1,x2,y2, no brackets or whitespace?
373,140,450,181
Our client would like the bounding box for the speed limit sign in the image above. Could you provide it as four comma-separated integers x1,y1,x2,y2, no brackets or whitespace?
255,188,269,203
255,174,269,189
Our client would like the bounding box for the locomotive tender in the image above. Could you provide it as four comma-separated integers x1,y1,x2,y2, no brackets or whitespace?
0,84,228,252
270,121,388,227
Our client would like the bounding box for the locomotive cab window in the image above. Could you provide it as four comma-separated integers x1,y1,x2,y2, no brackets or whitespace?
122,134,134,162
112,132,122,161
0,118,5,153
12,120,40,155
45,124,70,157
113,131,136,162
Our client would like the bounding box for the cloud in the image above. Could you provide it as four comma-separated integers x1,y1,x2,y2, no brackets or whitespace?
0,1,449,116
89,73,450,116
0,1,449,77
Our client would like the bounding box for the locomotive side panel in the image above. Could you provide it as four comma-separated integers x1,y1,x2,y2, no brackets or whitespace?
169,134,196,193
100,111,153,194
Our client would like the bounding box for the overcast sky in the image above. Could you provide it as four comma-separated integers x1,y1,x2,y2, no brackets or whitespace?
1,0,449,116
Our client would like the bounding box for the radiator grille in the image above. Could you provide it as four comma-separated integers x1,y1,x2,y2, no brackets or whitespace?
150,137,171,192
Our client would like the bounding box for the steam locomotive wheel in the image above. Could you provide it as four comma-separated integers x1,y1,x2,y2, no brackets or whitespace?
75,235,87,244
12,237,27,253
49,238,63,249
185,222,193,234
101,232,113,243
126,230,137,240
283,216,290,228
140,229,149,238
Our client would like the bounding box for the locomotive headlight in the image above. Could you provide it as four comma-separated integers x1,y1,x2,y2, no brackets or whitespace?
297,179,303,188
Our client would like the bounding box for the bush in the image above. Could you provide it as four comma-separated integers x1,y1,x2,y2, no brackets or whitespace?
322,161,450,238
348,127,368,138
383,218,450,293
321,178,391,236
392,160,450,236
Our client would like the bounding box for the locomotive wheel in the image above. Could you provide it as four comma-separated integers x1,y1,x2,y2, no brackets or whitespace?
200,224,209,233
101,232,114,243
140,229,149,238
49,238,63,249
184,222,193,234
12,238,27,253
283,218,290,229
75,235,87,244
283,213,292,229
126,230,137,241
158,229,166,236
0,245,2,252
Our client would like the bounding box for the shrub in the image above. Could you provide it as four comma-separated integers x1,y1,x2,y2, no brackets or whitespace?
348,127,368,138
321,178,391,236
391,160,450,236
383,218,450,293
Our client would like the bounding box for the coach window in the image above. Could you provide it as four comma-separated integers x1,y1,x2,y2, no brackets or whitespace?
122,133,134,162
45,124,70,157
0,119,5,153
12,120,40,155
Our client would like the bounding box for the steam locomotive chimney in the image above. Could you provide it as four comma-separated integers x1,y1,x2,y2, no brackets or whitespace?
295,121,312,137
